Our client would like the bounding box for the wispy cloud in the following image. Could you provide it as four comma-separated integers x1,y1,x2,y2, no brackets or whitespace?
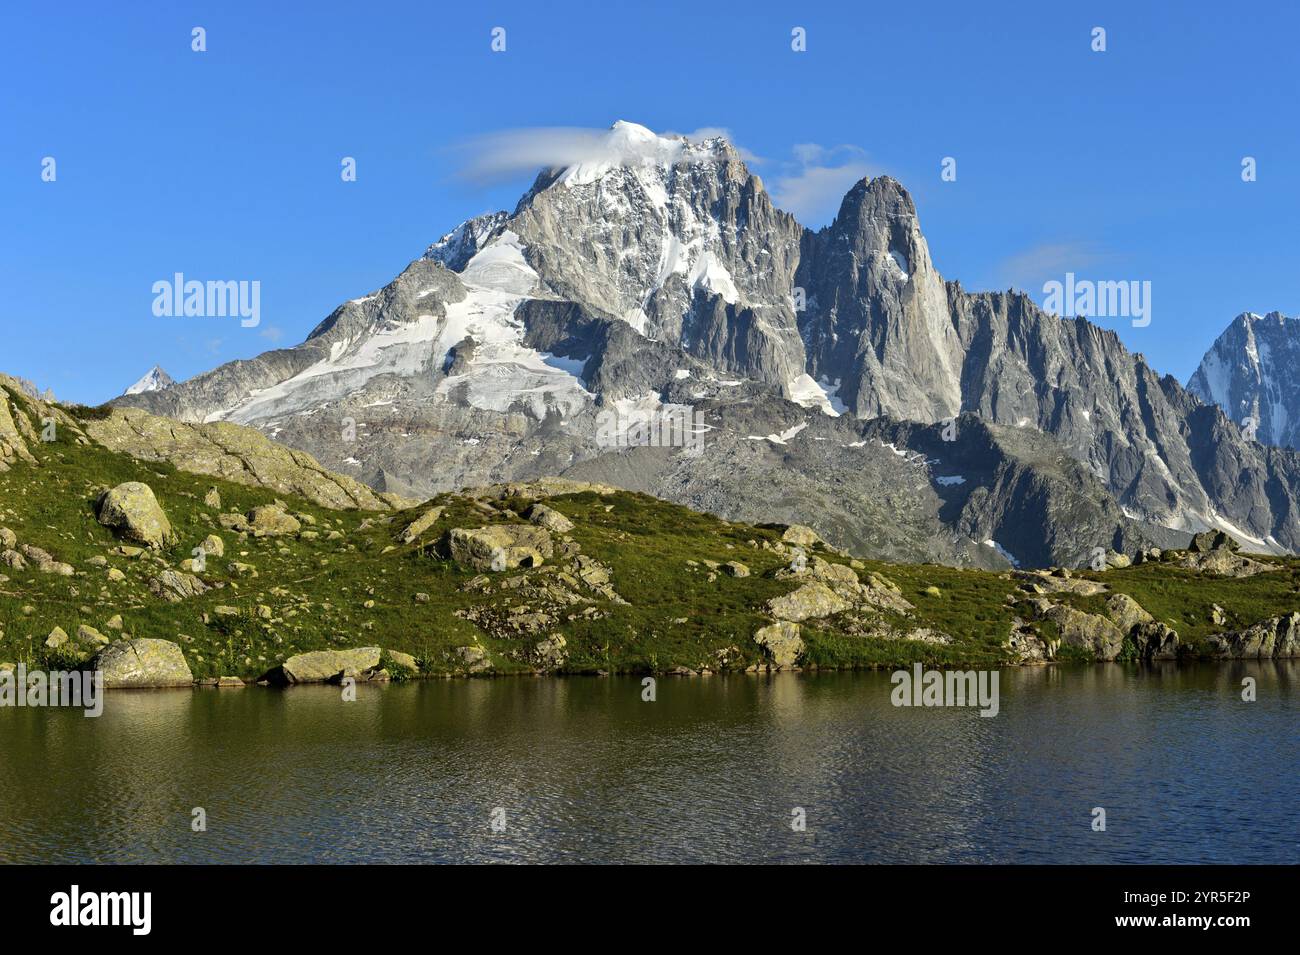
768,144,878,226
450,123,752,184
991,241,1114,292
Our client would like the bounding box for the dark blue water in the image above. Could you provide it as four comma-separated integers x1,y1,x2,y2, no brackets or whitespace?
0,663,1294,863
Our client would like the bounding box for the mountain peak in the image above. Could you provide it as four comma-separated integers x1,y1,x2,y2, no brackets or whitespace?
124,365,174,396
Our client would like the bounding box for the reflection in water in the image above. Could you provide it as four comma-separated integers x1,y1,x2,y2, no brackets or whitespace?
0,663,1295,863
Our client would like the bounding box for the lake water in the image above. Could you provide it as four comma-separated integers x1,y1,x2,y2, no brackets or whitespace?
1,664,1295,864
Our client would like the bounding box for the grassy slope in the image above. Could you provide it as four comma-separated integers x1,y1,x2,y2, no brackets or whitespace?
0,388,1295,679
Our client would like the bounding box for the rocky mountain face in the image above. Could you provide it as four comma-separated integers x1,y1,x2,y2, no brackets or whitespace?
114,121,1300,565
1187,311,1300,449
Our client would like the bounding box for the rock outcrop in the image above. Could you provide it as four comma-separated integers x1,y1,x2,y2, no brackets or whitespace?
94,638,194,688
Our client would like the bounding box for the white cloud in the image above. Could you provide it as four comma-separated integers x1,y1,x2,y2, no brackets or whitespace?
769,145,878,226
451,123,753,183
993,242,1113,292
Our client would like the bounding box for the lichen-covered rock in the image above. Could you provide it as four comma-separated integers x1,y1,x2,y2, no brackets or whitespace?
85,407,406,511
277,647,382,683
200,534,224,558
148,569,210,602
1105,593,1153,633
446,524,554,571
532,633,568,670
451,644,492,673
1207,612,1300,659
753,620,804,667
399,506,445,544
245,505,301,538
781,524,822,548
1045,605,1126,661
75,624,110,649
44,626,69,649
97,482,175,549
721,560,750,578
526,503,574,534
19,543,74,576
93,638,194,688
766,581,850,622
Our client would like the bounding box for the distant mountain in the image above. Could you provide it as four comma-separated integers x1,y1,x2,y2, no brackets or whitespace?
115,121,1300,564
124,365,175,396
1187,311,1300,449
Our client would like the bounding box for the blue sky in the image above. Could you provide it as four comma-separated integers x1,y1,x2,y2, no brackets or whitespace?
3,0,1297,404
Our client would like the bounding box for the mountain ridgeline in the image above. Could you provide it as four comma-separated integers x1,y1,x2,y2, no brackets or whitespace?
115,122,1300,567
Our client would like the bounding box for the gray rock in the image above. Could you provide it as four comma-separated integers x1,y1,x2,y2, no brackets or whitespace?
753,620,804,667
97,482,174,549
277,647,382,684
446,525,553,571
94,638,194,688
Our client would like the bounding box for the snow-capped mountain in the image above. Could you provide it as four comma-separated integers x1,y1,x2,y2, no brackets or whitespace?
124,365,175,395
115,121,1300,564
1187,311,1300,449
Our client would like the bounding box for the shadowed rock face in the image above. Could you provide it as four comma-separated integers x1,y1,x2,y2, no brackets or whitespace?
107,125,1300,565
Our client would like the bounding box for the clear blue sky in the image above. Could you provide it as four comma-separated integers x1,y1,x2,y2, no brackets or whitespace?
3,0,1297,404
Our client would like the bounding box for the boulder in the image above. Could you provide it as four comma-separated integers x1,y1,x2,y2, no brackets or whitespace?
781,524,822,548
44,626,69,649
721,560,750,578
452,645,492,674
148,569,210,602
245,505,301,538
384,649,419,672
0,527,15,549
1191,530,1238,553
753,621,804,667
526,503,575,534
398,506,445,544
93,638,194,688
1044,605,1126,661
19,544,74,575
1134,622,1180,660
766,582,851,622
277,647,382,684
1105,593,1153,634
97,482,175,549
75,624,110,649
446,525,554,571
200,534,224,558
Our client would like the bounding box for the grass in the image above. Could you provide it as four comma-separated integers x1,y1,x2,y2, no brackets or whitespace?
0,382,1295,680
